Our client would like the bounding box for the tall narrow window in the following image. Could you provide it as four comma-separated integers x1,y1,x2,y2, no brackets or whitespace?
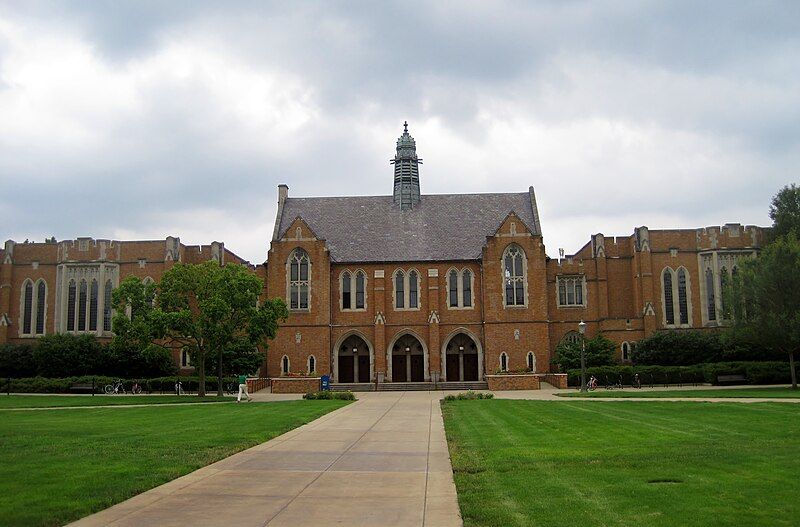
78,280,88,331
503,245,526,306
622,342,630,362
449,270,458,307
342,271,352,310
308,355,316,374
706,268,716,321
558,279,567,306
36,281,46,334
355,271,365,309
677,268,688,324
663,270,675,325
89,280,98,331
289,249,310,310
22,281,33,334
409,271,419,308
527,351,535,372
575,279,583,305
103,280,113,331
67,280,76,331
395,271,405,308
500,353,508,372
462,270,472,307
720,267,730,320
181,350,191,367
281,355,290,375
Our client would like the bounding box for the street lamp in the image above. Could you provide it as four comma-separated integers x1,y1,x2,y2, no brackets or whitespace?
578,320,587,393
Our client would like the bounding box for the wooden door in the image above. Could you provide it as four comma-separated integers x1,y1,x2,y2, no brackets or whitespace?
338,355,354,383
410,355,424,382
392,355,407,382
446,354,460,382
463,354,479,381
358,355,370,383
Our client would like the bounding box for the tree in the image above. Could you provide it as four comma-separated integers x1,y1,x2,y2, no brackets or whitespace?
769,183,800,239
552,334,616,371
151,261,287,396
730,233,800,389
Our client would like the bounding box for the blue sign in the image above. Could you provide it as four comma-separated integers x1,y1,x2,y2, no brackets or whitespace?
321,375,330,391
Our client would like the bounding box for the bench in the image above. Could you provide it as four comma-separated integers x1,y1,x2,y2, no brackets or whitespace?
717,374,747,385
70,383,96,394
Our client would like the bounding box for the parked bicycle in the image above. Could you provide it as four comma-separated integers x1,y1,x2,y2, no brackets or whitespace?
104,379,126,395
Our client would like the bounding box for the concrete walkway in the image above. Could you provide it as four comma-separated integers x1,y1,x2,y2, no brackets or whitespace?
70,391,461,527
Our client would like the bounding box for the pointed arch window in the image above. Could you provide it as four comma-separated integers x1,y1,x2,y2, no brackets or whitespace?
89,280,99,331
103,280,113,331
663,270,675,325
35,281,46,334
449,270,458,307
499,352,509,372
281,355,290,375
621,342,631,362
78,280,88,331
677,268,689,324
342,271,352,309
393,269,421,310
355,271,365,309
503,245,526,307
409,271,418,308
556,275,586,307
706,268,716,321
308,355,316,374
395,270,405,308
340,270,367,311
720,267,730,320
526,351,535,372
462,270,472,307
67,280,76,331
22,281,33,335
288,249,310,310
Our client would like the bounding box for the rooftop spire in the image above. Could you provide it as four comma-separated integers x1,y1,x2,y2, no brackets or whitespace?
391,121,422,210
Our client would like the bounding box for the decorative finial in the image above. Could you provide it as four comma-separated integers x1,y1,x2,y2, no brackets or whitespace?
403,121,408,133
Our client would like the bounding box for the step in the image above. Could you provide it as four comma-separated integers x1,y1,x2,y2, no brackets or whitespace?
378,382,436,391
438,381,489,391
330,383,375,392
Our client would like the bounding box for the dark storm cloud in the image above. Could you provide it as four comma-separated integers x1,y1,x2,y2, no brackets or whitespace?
1,1,798,260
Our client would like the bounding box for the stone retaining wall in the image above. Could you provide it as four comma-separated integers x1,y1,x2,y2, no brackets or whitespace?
271,377,321,394
486,374,540,391
542,373,568,389
246,377,270,393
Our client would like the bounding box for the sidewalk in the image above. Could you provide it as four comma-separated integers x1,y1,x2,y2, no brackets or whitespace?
69,391,462,527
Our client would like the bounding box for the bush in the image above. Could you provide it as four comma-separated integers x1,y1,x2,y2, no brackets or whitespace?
633,330,783,366
553,334,616,371
33,334,104,377
443,391,494,401
0,344,36,378
1,375,237,394
303,391,356,400
566,361,792,387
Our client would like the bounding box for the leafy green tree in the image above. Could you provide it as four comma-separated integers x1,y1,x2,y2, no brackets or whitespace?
151,261,287,396
769,183,800,238
730,234,800,389
553,334,616,371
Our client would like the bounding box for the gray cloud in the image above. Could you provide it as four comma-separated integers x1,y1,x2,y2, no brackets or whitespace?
1,1,797,262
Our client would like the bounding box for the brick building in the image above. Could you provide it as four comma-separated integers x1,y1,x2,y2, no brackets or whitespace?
1,124,768,381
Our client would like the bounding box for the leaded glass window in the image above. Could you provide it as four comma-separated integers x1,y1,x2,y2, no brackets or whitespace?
36,281,46,334
288,249,310,310
22,281,33,334
503,245,526,306
663,270,675,325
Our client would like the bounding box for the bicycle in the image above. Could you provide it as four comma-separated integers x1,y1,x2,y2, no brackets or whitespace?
225,382,238,396
104,379,126,395
130,382,142,395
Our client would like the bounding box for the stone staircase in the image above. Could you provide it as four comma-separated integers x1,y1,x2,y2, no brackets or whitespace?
330,383,375,392
330,381,489,392
437,381,489,391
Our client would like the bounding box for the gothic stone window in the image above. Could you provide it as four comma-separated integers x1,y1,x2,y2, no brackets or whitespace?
288,248,310,311
20,279,47,336
447,268,474,309
341,270,366,311
103,279,113,332
557,275,586,307
661,267,690,328
308,355,316,374
503,244,526,307
394,269,420,310
281,355,290,375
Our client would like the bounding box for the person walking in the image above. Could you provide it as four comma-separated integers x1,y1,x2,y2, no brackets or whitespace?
237,373,252,403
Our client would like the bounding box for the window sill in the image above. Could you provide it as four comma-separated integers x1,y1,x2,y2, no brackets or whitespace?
289,309,311,313
556,304,587,309
341,308,368,313
394,308,421,312
447,306,475,311
503,305,528,310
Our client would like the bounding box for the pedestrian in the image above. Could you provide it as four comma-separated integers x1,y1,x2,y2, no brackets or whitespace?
237,373,252,403
634,373,641,389
175,380,183,395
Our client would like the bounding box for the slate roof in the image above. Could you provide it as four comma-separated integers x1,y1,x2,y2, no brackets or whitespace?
275,188,542,262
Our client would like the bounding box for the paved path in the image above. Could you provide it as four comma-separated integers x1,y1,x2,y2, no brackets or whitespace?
70,391,462,527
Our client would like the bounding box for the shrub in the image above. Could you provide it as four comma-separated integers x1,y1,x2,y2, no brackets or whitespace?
303,391,356,400
33,334,104,377
0,344,37,378
553,334,616,371
443,391,494,401
633,330,783,366
566,361,792,387
1,375,237,394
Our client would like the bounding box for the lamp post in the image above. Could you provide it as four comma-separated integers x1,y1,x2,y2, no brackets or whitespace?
578,320,587,393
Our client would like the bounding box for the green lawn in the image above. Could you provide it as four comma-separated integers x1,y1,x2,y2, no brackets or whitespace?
0,394,233,408
442,400,800,527
0,400,348,527
556,387,800,398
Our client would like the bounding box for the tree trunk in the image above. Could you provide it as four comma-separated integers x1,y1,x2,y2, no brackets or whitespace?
197,353,206,397
790,351,797,390
217,347,224,397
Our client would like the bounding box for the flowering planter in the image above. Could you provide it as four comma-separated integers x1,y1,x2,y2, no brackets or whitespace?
271,377,321,394
486,374,540,391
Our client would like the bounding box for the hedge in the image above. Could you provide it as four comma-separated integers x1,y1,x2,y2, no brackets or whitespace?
303,391,356,400
0,376,238,394
566,361,793,387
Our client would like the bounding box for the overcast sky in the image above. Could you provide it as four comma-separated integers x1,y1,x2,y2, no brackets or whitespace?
1,1,798,263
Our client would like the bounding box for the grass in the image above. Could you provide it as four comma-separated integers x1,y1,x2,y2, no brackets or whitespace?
0,394,233,408
0,400,348,526
442,400,800,527
556,387,800,398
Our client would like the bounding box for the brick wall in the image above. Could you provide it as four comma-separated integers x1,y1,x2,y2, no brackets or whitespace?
486,374,540,390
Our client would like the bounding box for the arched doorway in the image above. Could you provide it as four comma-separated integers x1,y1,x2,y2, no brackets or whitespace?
443,332,482,382
336,334,372,383
389,333,427,382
